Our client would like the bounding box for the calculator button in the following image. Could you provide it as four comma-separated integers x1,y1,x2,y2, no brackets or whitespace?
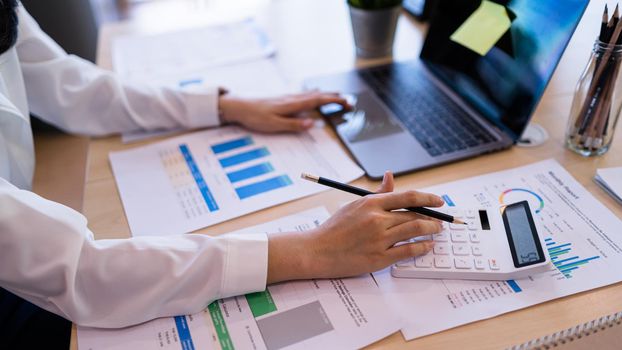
434,256,452,268
415,255,433,268
448,208,460,216
433,232,448,242
466,209,477,218
489,258,500,270
451,232,468,243
452,244,470,256
450,223,466,230
467,221,478,231
474,258,486,270
396,258,414,267
471,245,482,256
413,235,432,242
433,244,450,255
454,258,472,269
469,232,480,243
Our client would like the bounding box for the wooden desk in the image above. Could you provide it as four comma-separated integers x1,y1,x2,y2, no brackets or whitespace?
82,0,622,348
32,129,89,213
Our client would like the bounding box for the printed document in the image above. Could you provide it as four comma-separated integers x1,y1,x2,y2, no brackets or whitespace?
113,19,275,83
594,167,622,204
110,126,364,236
113,19,297,143
374,159,622,340
77,207,401,350
113,19,294,98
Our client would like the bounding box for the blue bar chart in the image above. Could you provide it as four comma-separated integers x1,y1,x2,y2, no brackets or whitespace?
179,144,219,212
227,162,275,183
211,136,254,154
219,147,270,168
110,125,363,236
211,135,294,200
545,237,599,279
236,175,293,199
174,316,196,350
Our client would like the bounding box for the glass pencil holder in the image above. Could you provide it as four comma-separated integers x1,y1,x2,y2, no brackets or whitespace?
566,39,622,156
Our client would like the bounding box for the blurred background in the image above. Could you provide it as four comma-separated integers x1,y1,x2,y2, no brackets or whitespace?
20,0,268,62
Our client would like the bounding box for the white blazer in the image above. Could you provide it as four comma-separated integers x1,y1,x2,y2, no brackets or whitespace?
0,5,268,328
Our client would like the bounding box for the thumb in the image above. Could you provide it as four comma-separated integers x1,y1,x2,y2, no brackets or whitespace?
376,171,394,193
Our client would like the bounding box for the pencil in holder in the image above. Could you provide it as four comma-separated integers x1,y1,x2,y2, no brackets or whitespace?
566,39,622,156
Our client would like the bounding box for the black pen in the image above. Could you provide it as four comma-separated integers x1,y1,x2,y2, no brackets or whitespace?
301,173,466,225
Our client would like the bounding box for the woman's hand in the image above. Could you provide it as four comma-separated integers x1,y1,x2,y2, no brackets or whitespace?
267,172,444,283
219,91,349,132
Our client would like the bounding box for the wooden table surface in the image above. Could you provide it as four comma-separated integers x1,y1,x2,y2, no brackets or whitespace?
72,0,622,348
32,129,89,213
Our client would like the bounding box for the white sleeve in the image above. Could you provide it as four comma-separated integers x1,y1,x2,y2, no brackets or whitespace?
14,5,221,136
0,178,268,328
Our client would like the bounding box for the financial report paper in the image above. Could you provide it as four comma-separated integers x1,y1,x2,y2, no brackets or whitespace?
77,207,401,350
110,126,364,236
374,159,622,340
114,19,298,144
113,19,276,84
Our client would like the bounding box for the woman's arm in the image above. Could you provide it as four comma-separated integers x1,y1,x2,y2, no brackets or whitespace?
0,173,441,328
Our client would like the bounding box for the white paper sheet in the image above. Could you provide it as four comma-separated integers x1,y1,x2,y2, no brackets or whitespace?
113,19,276,82
374,159,622,340
110,126,364,236
114,20,299,144
77,207,401,350
594,167,622,204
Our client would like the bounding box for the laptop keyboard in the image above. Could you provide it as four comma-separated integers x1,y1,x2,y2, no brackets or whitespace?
359,63,497,156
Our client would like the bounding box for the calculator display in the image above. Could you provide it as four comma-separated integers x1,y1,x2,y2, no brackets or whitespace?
501,201,545,268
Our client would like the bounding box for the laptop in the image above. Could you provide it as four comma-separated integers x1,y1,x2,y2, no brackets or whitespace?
305,0,588,179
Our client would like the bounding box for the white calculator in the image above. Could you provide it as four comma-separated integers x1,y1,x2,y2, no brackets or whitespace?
391,201,551,281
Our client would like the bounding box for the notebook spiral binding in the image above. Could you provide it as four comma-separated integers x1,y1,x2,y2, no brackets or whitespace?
507,311,622,350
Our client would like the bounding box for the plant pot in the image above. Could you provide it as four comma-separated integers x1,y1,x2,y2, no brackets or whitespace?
348,4,401,58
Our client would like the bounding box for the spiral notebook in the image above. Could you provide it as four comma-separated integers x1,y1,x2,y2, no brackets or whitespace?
508,311,622,350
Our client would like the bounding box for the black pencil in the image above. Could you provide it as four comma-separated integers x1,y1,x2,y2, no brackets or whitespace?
300,173,466,225
601,4,609,42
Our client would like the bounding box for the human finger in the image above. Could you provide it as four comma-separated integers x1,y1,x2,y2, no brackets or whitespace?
276,93,349,114
388,241,434,261
384,210,430,227
375,171,394,193
386,219,442,244
375,190,444,211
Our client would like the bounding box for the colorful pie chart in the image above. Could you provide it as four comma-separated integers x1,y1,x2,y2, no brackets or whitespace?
499,188,544,213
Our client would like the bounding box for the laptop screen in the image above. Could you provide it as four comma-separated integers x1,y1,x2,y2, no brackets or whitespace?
420,0,588,140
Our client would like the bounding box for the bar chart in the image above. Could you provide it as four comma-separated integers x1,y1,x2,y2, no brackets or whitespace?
110,126,364,236
545,237,600,279
211,136,294,200
179,144,219,212
158,144,220,221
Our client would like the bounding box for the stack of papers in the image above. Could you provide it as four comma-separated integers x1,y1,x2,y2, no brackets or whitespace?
594,167,622,204
89,158,622,346
78,207,401,350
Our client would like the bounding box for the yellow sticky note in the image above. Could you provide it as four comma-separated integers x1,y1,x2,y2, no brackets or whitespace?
450,0,512,56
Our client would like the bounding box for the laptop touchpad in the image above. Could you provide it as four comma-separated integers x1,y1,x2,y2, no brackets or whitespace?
331,91,404,143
